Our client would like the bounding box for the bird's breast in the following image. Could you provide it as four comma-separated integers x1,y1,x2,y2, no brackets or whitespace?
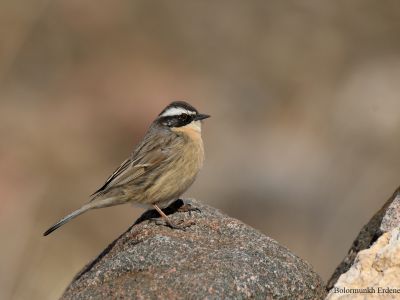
143,129,204,204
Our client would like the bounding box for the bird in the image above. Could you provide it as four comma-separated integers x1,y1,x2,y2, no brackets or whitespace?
43,101,210,236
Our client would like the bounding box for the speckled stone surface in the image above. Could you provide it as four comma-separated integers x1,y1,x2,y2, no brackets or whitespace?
61,199,326,300
380,192,400,233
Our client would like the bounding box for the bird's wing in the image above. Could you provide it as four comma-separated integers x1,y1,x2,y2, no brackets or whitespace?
90,130,178,199
90,157,133,197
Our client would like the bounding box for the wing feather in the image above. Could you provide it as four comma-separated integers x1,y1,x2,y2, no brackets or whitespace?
90,128,177,200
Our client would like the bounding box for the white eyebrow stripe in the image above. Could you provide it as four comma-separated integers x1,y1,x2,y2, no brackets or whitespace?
160,107,196,117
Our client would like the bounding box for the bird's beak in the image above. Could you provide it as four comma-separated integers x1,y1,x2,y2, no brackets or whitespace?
194,113,210,121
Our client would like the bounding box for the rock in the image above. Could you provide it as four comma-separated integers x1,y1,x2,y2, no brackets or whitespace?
326,227,400,300
327,187,400,290
61,199,326,300
381,193,400,233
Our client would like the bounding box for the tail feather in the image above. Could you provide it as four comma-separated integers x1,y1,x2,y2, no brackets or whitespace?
43,204,91,236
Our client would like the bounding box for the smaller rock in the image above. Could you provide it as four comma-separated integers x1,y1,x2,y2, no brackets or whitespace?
327,187,400,290
326,227,400,300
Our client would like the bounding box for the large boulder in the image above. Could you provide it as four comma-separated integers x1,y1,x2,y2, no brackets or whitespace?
61,199,325,299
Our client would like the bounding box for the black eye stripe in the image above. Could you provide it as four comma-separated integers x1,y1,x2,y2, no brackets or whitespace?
159,113,194,127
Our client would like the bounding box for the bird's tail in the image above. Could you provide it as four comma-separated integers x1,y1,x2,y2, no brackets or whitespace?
43,197,125,236
43,204,92,236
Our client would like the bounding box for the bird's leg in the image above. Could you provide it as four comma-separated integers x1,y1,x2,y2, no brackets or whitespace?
152,204,189,230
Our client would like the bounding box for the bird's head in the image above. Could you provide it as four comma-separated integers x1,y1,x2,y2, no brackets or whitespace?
157,101,210,133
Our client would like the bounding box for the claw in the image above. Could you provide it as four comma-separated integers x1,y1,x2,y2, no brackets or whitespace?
151,218,194,231
178,203,201,216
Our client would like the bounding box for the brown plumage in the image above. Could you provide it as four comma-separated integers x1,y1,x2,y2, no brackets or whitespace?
43,101,209,236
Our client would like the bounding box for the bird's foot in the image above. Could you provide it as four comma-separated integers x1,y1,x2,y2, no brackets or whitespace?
149,202,197,230
177,201,201,216
151,218,195,231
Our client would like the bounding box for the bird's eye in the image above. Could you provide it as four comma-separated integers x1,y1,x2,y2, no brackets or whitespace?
179,114,189,121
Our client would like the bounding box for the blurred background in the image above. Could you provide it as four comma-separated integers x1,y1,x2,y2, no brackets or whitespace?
2,0,400,299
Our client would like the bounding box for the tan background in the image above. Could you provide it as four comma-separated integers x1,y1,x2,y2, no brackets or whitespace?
2,1,400,299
